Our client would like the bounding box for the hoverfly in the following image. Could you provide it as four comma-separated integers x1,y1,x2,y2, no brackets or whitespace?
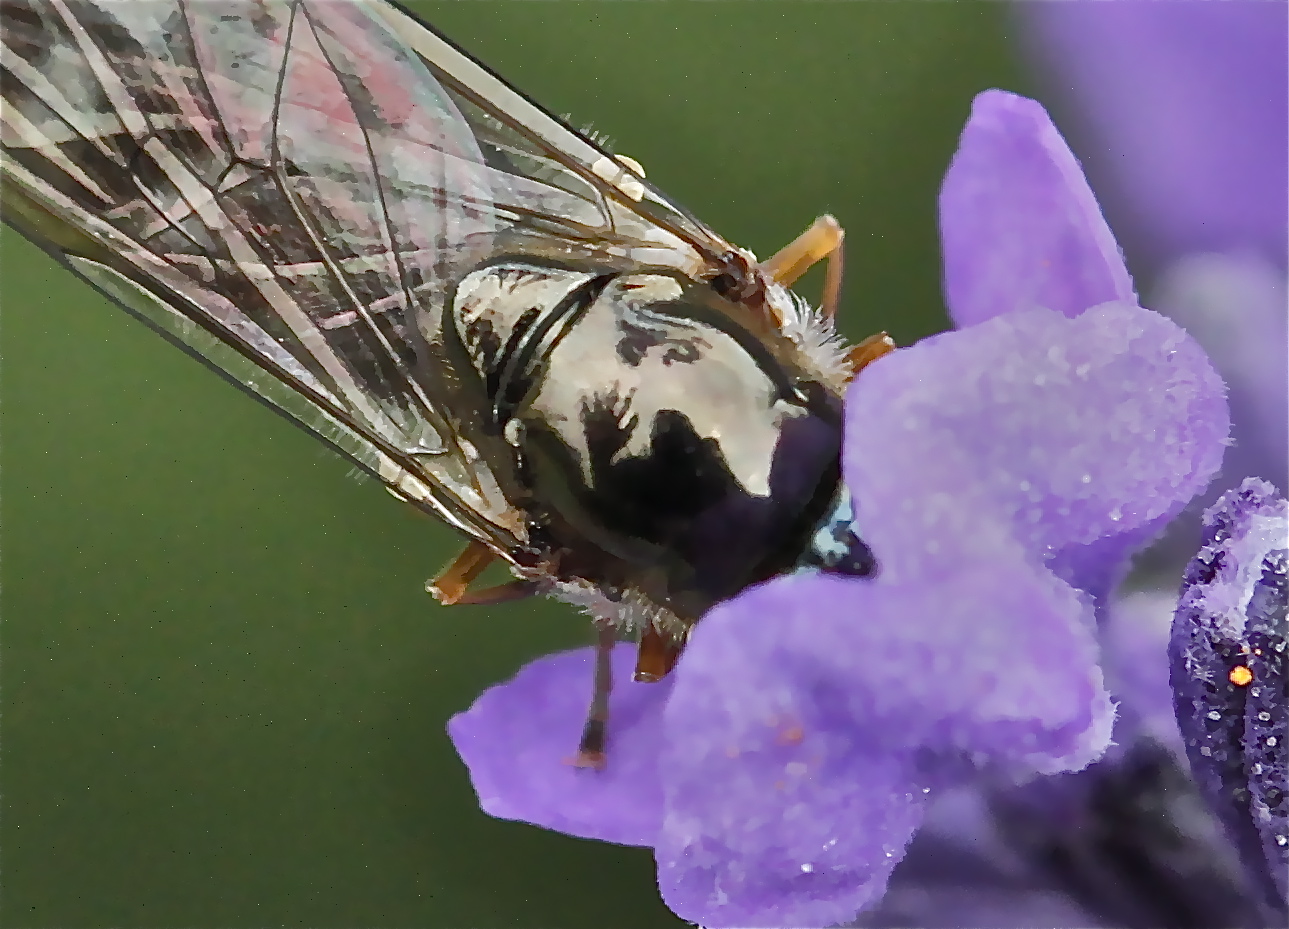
1,0,893,764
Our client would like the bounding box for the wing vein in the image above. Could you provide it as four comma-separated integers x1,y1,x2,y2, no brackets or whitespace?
293,4,469,474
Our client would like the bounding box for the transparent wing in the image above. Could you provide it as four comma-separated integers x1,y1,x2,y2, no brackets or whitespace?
2,0,520,551
369,0,741,276
2,0,749,560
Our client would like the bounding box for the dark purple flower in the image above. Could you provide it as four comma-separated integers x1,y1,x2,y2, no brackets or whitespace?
1170,478,1288,916
861,572,1286,929
449,90,1229,928
867,734,1263,929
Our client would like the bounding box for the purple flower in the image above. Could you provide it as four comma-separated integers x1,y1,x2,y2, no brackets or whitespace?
863,575,1286,929
449,91,1229,927
1170,479,1288,915
857,11,1289,927
1019,0,1287,492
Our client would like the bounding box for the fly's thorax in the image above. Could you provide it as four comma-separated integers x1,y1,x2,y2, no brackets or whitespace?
446,260,843,621
447,262,604,407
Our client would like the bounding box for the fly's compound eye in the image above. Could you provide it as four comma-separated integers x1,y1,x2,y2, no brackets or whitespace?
799,524,879,579
823,530,877,578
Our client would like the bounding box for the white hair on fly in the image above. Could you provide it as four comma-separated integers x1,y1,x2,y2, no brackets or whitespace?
552,578,688,638
777,292,854,393
343,464,373,485
562,114,615,151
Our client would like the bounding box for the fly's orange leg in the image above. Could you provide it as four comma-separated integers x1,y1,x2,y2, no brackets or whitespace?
566,623,686,769
450,579,538,606
634,624,684,682
426,540,495,605
762,214,846,319
568,623,618,769
845,331,897,380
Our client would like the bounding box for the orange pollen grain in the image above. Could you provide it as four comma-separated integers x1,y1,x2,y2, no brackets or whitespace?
777,725,805,745
1229,665,1254,686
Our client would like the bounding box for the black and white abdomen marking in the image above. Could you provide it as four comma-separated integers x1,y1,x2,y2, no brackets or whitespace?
447,260,845,623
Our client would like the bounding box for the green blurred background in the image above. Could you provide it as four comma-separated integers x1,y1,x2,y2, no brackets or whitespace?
0,3,1029,926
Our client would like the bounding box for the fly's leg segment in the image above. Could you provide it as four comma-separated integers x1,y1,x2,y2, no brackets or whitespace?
427,541,539,605
762,214,846,319
845,331,896,379
763,217,896,377
634,624,684,682
427,541,495,605
569,622,618,769
569,620,684,768
450,579,539,605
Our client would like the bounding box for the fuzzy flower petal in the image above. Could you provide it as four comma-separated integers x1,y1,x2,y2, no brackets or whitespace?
655,295,1229,926
656,565,1109,927
448,647,670,846
858,786,1109,929
939,90,1135,328
844,301,1229,600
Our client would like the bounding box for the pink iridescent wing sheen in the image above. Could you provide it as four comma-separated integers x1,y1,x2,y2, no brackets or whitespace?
0,0,734,562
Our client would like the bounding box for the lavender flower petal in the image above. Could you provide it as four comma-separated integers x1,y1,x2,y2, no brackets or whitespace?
448,647,670,846
939,90,1134,329
1170,478,1289,913
656,562,1110,928
651,292,1234,925
843,301,1229,599
1019,1,1289,267
660,747,925,929
874,593,1265,928
863,880,1108,929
